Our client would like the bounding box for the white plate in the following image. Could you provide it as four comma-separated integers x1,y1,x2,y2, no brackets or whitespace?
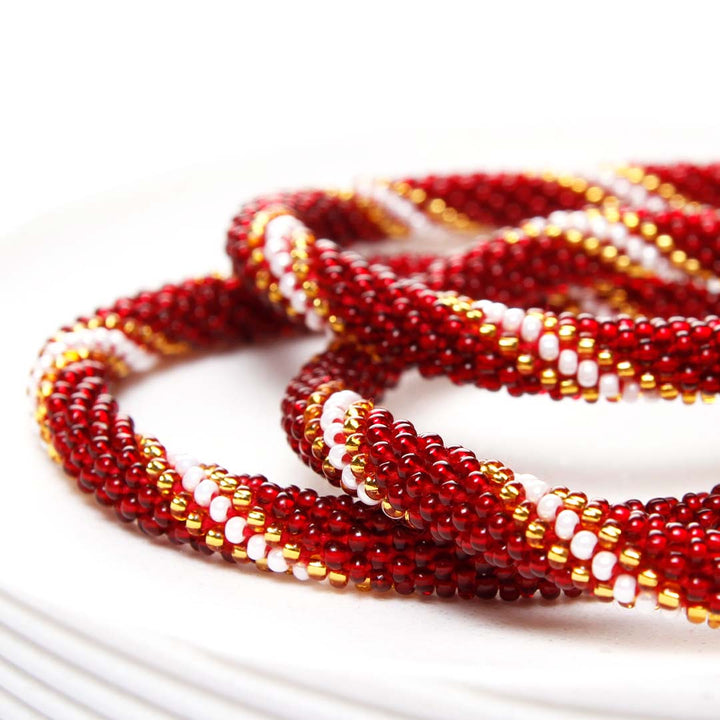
3,160,720,720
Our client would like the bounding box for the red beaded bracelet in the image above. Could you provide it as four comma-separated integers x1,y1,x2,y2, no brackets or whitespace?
281,339,720,625
226,165,720,403
31,162,720,629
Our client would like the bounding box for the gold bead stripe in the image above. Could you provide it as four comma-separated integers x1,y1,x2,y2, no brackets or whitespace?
614,165,696,211
389,180,482,234
79,314,190,356
599,206,720,286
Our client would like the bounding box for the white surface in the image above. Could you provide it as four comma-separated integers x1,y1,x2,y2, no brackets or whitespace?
3,2,720,717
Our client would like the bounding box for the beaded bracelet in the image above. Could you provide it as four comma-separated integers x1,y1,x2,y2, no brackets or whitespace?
281,340,720,626
30,276,564,603
32,163,720,629
226,165,720,403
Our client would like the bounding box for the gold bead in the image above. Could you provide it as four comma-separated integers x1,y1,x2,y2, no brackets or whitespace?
170,494,189,520
564,493,587,513
498,336,519,355
598,523,622,548
616,360,634,378
355,578,372,592
526,520,548,549
350,454,368,477
640,373,656,391
343,415,362,434
581,505,604,526
186,511,203,534
593,582,614,601
687,605,708,625
658,585,681,610
577,337,595,356
513,503,531,525
311,436,326,459
218,474,239,495
499,481,523,508
660,383,679,400
247,510,265,528
548,543,569,566
517,354,534,374
708,612,720,629
363,478,382,500
558,325,576,341
264,525,282,543
322,458,341,480
560,379,579,396
156,470,178,495
638,569,659,589
381,500,404,519
307,557,327,580
571,566,590,587
206,529,224,550
231,545,248,561
345,432,363,456
233,487,253,508
540,369,557,387
619,547,641,570
282,543,301,561
597,349,614,367
328,571,349,588
146,458,168,476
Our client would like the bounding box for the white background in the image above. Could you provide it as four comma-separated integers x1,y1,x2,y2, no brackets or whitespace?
3,2,720,718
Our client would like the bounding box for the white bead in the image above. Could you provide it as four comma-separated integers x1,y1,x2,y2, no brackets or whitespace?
268,250,291,277
209,495,231,523
320,406,345,430
278,272,297,299
537,494,563,521
521,314,542,343
599,373,619,398
290,289,308,314
558,349,578,376
592,550,617,581
357,483,380,506
609,222,628,245
224,516,247,544
577,360,599,388
569,210,589,232
708,278,720,296
613,573,637,604
623,382,640,402
305,310,324,332
486,302,507,324
503,308,525,333
554,509,580,540
570,530,598,560
641,244,659,269
267,548,288,573
341,464,358,490
181,465,205,493
327,444,349,470
538,333,559,361
292,563,309,581
265,214,301,243
326,390,362,411
515,473,548,504
174,454,200,475
246,534,267,561
194,479,218,507
323,422,345,447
